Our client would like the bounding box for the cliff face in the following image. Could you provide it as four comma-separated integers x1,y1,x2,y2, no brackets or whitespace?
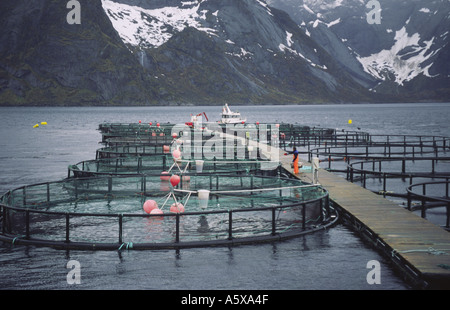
268,0,450,101
132,0,372,104
0,0,155,105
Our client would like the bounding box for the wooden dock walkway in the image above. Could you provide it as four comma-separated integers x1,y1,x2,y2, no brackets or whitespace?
222,130,450,288
278,149,450,289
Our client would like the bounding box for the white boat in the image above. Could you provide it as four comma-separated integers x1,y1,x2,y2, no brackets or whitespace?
220,104,246,124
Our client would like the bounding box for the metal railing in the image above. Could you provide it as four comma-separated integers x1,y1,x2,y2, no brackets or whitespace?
0,190,335,250
406,180,450,229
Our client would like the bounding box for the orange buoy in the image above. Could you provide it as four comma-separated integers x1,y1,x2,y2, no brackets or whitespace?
172,149,181,159
143,200,158,214
150,208,163,215
170,202,185,213
170,175,180,187
160,171,170,181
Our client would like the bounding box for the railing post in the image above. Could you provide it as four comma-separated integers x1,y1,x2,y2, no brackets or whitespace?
108,176,112,194
176,213,180,243
228,210,233,240
407,190,411,211
46,183,50,204
119,214,123,244
421,184,426,218
65,213,70,243
272,207,276,236
319,198,324,222
446,179,449,198
23,187,26,207
325,195,330,217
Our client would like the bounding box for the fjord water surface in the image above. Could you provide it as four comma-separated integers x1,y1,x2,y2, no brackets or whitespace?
1,103,449,290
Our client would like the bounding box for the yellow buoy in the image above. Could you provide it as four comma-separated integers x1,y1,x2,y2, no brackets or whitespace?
41,122,47,125
348,119,353,124
33,124,39,128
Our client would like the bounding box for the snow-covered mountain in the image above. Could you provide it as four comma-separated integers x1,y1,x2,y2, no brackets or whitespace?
100,0,371,104
0,0,448,106
267,0,450,99
102,0,330,70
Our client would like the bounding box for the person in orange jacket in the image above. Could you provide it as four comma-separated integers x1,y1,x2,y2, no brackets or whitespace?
292,147,299,174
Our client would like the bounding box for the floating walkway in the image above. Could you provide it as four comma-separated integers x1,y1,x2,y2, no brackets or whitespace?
279,149,450,289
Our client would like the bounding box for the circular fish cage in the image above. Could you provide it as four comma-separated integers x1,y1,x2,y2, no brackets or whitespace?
95,141,263,159
68,156,280,178
407,180,450,229
98,122,175,145
0,174,336,250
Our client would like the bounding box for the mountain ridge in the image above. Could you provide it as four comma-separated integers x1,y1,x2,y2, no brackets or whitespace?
0,0,448,106
267,0,450,101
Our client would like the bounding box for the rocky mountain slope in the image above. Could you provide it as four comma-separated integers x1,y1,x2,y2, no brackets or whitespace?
0,0,159,105
267,0,450,101
0,0,448,106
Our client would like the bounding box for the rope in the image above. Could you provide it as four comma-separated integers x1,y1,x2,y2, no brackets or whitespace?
393,247,450,256
118,242,134,251
11,235,25,245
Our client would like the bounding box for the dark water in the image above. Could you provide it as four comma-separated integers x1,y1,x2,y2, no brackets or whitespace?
0,103,449,290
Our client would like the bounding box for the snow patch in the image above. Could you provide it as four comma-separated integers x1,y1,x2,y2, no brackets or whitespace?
357,27,440,85
419,8,431,13
303,0,343,11
304,27,311,37
101,0,216,48
286,31,293,47
279,44,327,70
256,0,273,16
327,18,340,27
310,17,338,28
312,19,321,28
303,4,315,15
225,48,253,59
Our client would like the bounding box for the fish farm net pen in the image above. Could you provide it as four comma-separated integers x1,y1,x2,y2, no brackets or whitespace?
2,121,449,250
0,178,334,250
0,169,336,250
305,132,450,230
